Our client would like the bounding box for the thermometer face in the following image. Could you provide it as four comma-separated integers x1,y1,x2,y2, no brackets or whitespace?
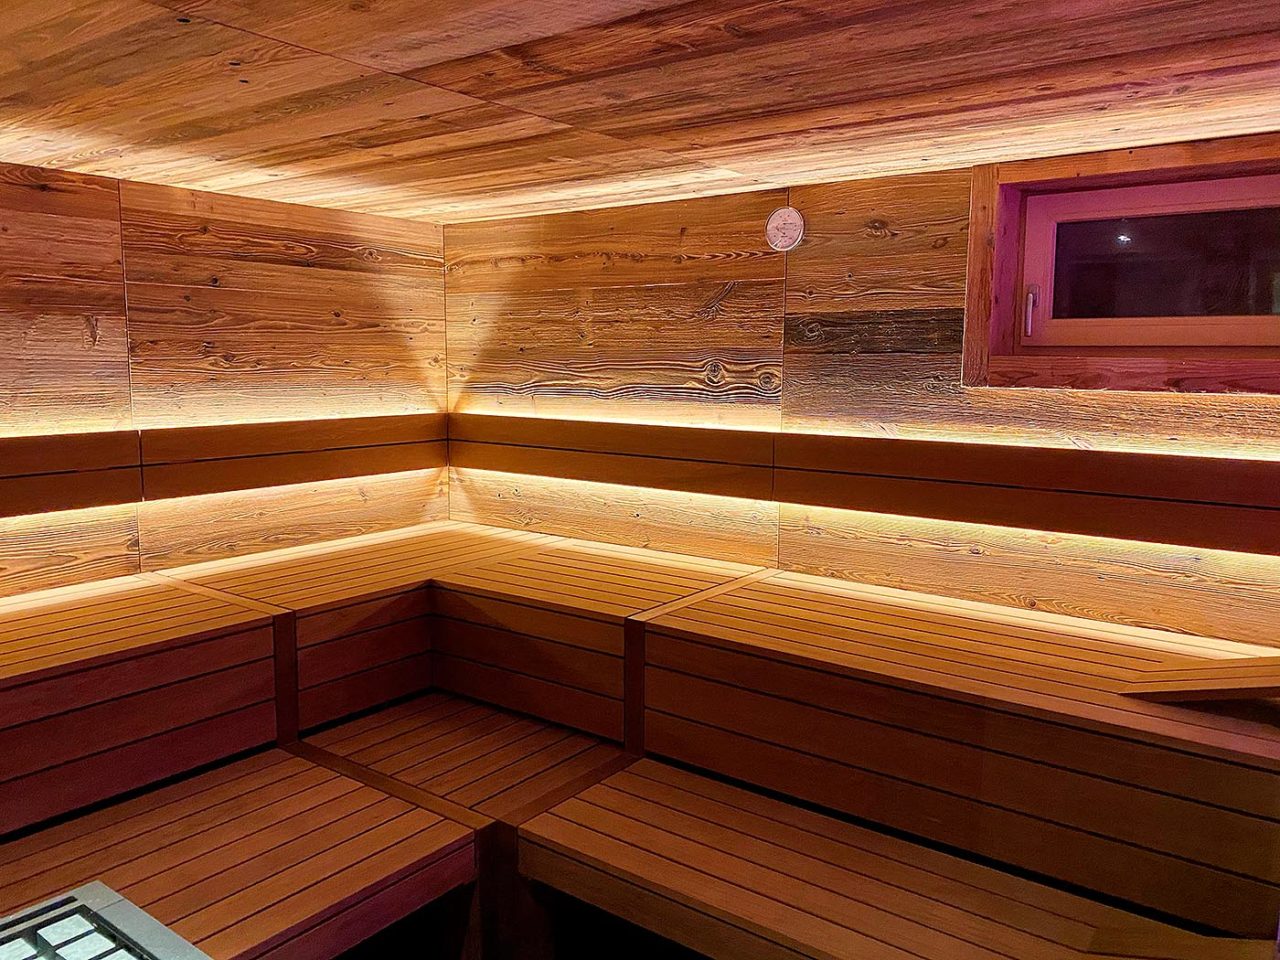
765,206,805,251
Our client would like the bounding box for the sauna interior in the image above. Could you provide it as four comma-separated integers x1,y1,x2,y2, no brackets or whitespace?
1,3,1279,959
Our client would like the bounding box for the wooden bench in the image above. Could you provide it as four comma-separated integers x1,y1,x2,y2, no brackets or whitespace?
521,758,1274,960
0,749,475,960
1121,657,1280,702
642,568,1280,936
433,539,761,744
161,521,554,732
0,574,276,835
303,693,629,827
300,691,631,959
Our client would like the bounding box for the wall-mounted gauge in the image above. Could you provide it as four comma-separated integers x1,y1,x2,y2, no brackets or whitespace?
765,206,805,252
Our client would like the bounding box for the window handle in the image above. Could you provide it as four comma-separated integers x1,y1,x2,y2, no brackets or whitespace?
1024,285,1039,338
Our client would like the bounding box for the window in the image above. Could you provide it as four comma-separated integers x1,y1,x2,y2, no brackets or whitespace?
963,134,1280,395
1021,174,1280,349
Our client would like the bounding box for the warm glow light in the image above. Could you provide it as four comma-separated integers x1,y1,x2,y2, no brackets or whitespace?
781,502,1280,649
449,466,778,567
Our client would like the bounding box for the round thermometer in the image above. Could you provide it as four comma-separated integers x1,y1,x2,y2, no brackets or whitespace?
765,206,805,252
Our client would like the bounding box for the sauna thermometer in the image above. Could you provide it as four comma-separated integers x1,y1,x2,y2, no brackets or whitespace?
765,206,805,251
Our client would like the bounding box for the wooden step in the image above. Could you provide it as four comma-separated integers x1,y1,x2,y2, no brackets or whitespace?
305,692,629,826
0,574,276,834
520,759,1273,960
0,750,475,960
434,538,762,742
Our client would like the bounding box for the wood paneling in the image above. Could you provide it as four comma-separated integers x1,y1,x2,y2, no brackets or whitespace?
445,192,785,428
779,503,1280,650
783,166,1280,455
0,575,274,833
0,1,755,222
0,432,141,519
449,469,779,567
138,468,447,570
3,2,1278,221
0,751,476,960
0,164,132,438
0,505,140,600
521,760,1272,959
164,520,554,728
121,181,445,428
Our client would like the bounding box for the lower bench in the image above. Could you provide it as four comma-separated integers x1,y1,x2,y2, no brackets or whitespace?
520,758,1273,960
0,749,475,960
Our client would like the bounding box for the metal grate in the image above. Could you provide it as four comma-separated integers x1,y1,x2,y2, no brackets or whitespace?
0,884,209,960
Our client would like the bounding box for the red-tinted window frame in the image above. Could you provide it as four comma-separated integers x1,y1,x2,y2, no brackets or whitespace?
964,133,1280,395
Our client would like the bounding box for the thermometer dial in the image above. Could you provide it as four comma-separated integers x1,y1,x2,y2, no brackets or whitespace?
765,206,805,252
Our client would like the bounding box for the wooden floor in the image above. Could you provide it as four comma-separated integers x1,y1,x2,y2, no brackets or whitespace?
0,750,475,960
521,759,1274,960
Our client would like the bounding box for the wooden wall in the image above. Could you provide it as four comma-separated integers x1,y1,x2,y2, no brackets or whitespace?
0,161,447,596
443,169,1280,645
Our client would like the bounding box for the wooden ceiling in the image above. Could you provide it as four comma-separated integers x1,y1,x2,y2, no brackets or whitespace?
2,0,1278,221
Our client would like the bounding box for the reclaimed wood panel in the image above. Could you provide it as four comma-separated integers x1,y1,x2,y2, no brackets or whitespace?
0,162,132,438
449,469,779,567
0,575,275,833
137,469,447,570
445,192,785,428
521,759,1272,959
422,0,1280,197
783,168,1280,455
121,181,445,429
0,2,755,222
779,503,1280,650
0,505,140,599
0,750,475,960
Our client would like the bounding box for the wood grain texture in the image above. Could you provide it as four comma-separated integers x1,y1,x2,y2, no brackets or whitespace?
142,413,447,463
306,692,630,826
0,1,756,222
779,503,1280,650
0,162,131,437
144,440,446,500
138,468,447,570
446,192,785,428
0,574,274,832
449,468,778,567
643,572,1280,935
4,1,1279,220
0,505,139,599
781,167,1280,456
121,181,445,428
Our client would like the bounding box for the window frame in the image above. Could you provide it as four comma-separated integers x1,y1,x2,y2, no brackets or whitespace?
1020,173,1280,349
963,132,1280,395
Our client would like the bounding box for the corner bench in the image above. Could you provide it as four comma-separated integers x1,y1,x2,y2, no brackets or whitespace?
0,750,475,960
520,759,1274,960
0,574,276,835
642,568,1280,936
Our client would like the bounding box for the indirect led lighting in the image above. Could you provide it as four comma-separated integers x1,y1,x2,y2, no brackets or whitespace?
449,403,781,433
781,502,1280,648
449,466,777,566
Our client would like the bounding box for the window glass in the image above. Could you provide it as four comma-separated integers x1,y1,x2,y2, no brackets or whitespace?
1051,206,1280,319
